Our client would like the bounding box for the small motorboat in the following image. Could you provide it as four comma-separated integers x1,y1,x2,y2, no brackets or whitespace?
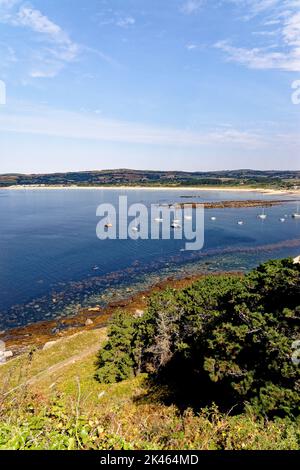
211,217,217,221
105,223,113,228
171,222,181,229
237,221,244,226
279,218,286,223
154,218,164,223
131,227,139,232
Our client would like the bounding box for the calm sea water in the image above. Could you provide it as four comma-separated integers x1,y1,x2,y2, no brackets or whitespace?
0,188,300,330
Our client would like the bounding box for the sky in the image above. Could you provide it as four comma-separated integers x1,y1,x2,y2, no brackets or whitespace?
0,0,300,174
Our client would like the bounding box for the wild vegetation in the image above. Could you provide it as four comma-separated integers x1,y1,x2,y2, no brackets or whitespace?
96,259,300,418
0,259,299,450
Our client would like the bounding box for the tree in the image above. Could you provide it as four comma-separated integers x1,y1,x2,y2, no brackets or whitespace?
95,259,300,417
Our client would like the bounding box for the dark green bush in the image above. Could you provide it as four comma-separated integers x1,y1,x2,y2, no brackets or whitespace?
96,259,300,417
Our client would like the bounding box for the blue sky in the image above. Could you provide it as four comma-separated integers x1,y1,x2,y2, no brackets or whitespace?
0,0,299,173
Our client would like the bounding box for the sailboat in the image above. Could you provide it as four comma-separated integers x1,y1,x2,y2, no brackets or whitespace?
292,202,300,218
258,208,267,220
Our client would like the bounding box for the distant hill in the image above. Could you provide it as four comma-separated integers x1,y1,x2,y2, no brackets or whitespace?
1,169,300,188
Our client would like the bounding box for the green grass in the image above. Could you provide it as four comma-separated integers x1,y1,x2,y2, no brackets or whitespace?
1,326,300,450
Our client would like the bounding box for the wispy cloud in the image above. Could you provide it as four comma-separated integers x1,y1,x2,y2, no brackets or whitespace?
116,16,135,28
228,0,280,19
186,43,198,50
0,1,79,77
0,103,264,148
216,1,300,72
180,0,204,15
0,1,118,79
16,6,79,61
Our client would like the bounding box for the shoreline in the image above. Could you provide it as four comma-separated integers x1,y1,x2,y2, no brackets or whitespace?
0,272,235,357
2,184,299,195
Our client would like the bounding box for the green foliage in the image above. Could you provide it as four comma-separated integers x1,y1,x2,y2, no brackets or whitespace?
96,259,300,418
95,311,138,384
1,396,300,450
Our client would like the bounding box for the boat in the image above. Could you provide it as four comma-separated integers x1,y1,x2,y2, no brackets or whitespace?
131,227,139,232
184,215,192,221
154,218,164,223
211,217,217,221
105,223,113,228
258,208,267,220
292,203,300,218
171,222,181,229
237,221,244,226
279,218,286,223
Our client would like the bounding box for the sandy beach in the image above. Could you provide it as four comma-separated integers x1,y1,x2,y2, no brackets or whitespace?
3,184,299,196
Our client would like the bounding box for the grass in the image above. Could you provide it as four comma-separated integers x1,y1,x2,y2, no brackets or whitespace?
0,327,300,450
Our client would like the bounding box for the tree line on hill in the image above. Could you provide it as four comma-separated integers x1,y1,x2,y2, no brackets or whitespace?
1,169,300,188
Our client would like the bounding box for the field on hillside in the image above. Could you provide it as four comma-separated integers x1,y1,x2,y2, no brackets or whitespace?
1,315,299,450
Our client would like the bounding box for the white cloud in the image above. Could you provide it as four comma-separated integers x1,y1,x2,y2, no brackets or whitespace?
0,1,80,77
181,1,204,15
0,1,118,79
215,39,300,72
116,16,135,28
216,1,300,72
186,43,198,50
0,104,264,148
227,0,280,18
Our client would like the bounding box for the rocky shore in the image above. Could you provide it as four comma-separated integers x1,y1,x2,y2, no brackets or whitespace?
175,199,296,209
0,272,236,358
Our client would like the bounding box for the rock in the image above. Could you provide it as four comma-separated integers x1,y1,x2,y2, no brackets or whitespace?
43,341,57,351
135,309,145,318
85,319,94,326
3,351,13,359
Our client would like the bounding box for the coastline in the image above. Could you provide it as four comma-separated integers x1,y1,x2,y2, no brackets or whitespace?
2,184,299,195
0,272,234,357
1,183,299,359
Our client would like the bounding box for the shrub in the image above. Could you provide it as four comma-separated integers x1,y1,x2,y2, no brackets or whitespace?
95,259,300,417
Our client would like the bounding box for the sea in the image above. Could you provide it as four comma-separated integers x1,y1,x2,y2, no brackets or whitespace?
0,188,299,330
